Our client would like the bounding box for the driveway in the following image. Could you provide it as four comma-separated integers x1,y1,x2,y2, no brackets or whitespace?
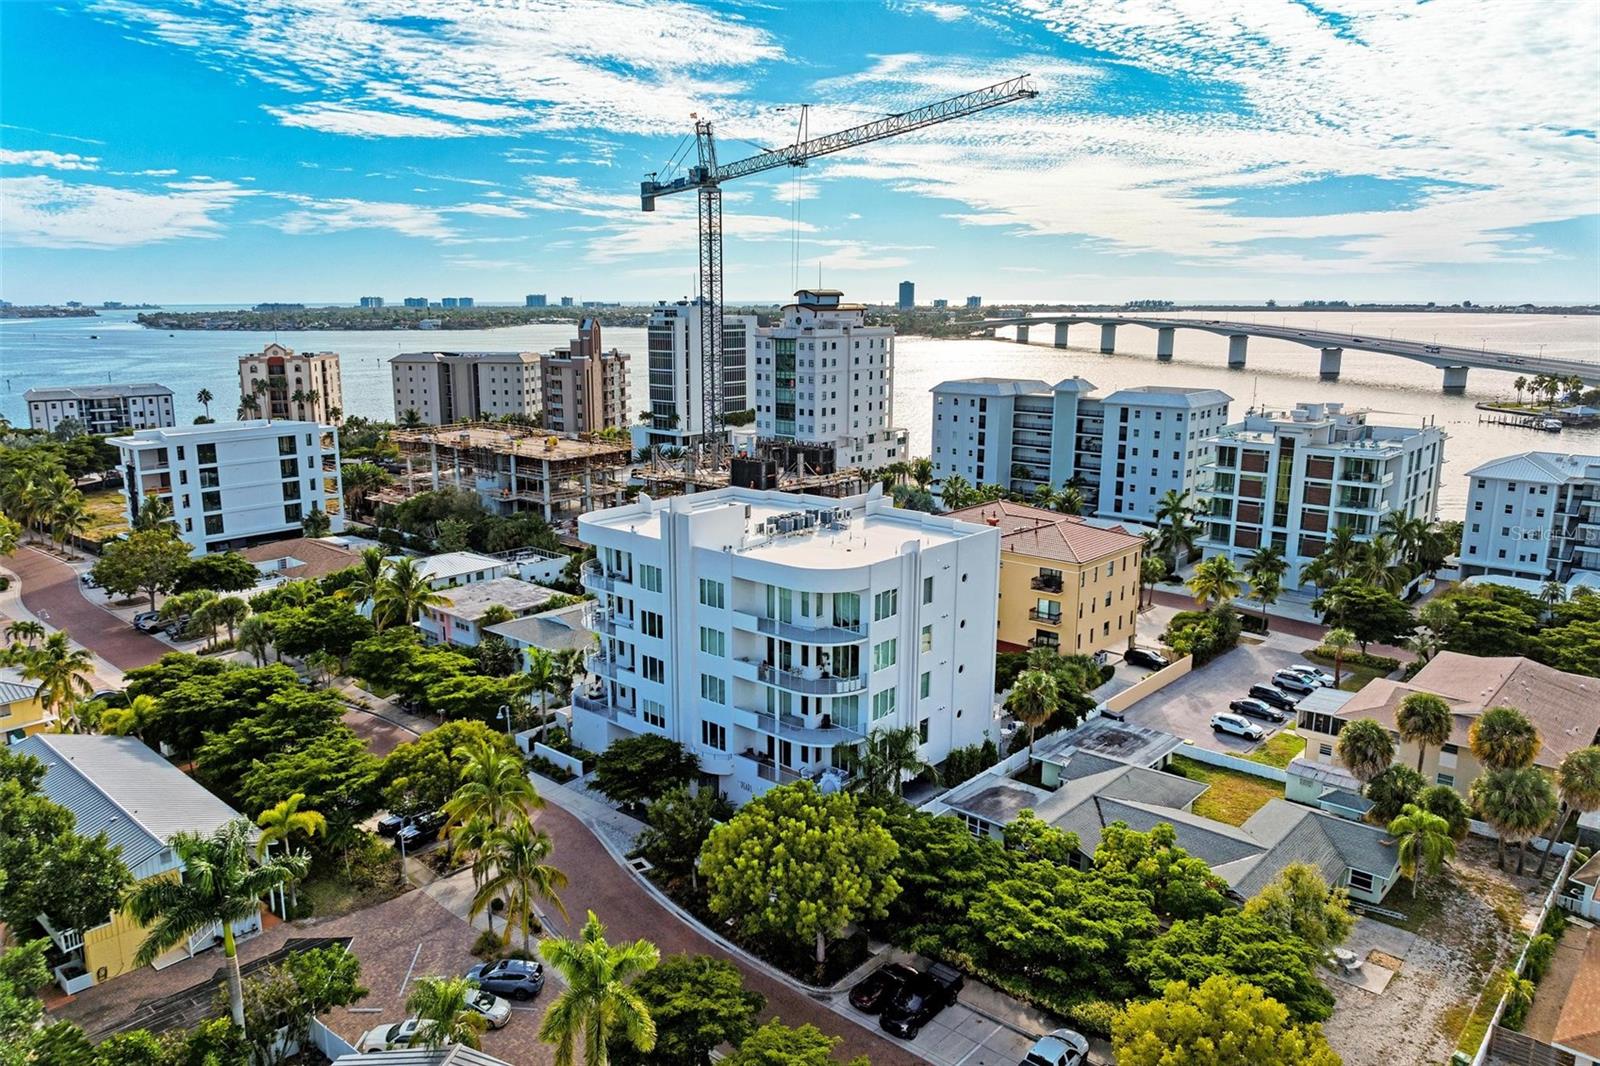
6,546,167,672
1117,640,1316,755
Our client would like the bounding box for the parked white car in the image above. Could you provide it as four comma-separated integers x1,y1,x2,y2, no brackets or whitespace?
1021,1028,1090,1066
356,1018,421,1052
465,987,513,1029
1210,712,1265,741
1287,664,1335,687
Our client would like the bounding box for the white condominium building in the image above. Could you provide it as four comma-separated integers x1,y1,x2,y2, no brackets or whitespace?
1459,452,1600,586
642,299,759,449
931,377,1104,504
25,384,175,434
1198,402,1444,589
111,420,344,555
751,289,907,472
1096,386,1232,526
576,486,1000,806
390,350,540,425
238,343,343,423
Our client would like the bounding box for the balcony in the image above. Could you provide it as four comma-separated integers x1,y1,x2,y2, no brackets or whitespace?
738,751,805,785
1028,608,1063,626
734,705,865,745
581,562,630,594
587,606,635,636
736,658,868,695
732,610,865,645
1030,574,1063,592
585,653,635,683
1029,635,1061,649
697,748,735,776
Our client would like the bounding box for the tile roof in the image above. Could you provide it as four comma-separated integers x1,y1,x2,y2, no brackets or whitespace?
946,499,1144,564
12,735,245,870
1332,652,1600,770
239,537,360,581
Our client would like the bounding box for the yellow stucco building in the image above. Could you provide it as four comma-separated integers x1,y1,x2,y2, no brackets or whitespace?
0,668,54,743
948,500,1144,658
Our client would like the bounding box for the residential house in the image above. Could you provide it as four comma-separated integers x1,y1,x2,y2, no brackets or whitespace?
485,602,595,670
0,668,53,743
14,734,260,993
418,576,562,648
1490,923,1600,1066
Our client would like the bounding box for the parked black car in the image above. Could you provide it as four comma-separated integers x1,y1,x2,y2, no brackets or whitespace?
1229,697,1286,723
849,963,918,1014
395,811,445,850
466,958,545,1001
376,812,415,838
1123,647,1171,670
880,962,964,1039
1247,684,1300,712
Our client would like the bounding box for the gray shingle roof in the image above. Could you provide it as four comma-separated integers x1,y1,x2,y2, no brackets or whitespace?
485,603,594,653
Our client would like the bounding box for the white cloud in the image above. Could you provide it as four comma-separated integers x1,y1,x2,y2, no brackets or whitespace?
136,168,178,176
0,149,100,171
270,196,457,240
912,2,970,21
1,175,252,248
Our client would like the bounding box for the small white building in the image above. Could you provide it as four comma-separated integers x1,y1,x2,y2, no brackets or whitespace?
111,420,343,555
576,485,1000,806
418,576,563,647
1459,451,1600,586
416,551,514,590
390,350,541,425
751,290,907,472
641,299,759,450
25,383,175,434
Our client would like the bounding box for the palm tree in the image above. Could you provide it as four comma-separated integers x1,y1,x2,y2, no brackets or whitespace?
341,546,388,618
406,974,488,1050
1388,803,1456,898
207,595,250,645
197,388,213,418
0,514,20,557
1336,718,1395,789
303,389,321,420
237,615,274,667
1534,746,1600,878
1006,669,1058,753
1469,705,1540,772
125,819,308,1028
1031,483,1059,511
1242,544,1287,621
1395,692,1454,774
910,457,934,489
938,474,973,511
256,792,326,916
5,620,46,650
1154,489,1198,573
1318,617,1356,685
1322,526,1362,582
1472,767,1558,873
1354,536,1405,594
1538,580,1566,616
133,495,174,532
375,556,447,629
472,817,569,952
1059,485,1086,516
22,631,95,732
1138,554,1167,610
251,378,272,423
478,604,515,627
525,647,558,738
1513,375,1527,404
1187,555,1242,608
101,693,160,741
51,494,90,559
443,738,544,837
400,408,425,429
853,725,939,799
539,911,659,1066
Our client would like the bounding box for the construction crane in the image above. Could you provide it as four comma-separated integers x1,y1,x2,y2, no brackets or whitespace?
641,74,1037,452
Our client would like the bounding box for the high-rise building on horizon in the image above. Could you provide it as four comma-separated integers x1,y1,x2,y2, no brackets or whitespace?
25,383,175,434
390,350,540,424
1458,451,1599,589
359,296,384,308
541,319,630,434
897,280,915,310
403,297,428,308
966,296,982,309
643,298,758,449
560,296,574,307
238,343,343,424
574,485,1001,805
526,294,547,308
752,289,906,472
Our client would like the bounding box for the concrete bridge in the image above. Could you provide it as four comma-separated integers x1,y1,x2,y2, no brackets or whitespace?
982,314,1599,393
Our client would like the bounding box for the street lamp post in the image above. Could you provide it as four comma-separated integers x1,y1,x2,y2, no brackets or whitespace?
497,703,513,739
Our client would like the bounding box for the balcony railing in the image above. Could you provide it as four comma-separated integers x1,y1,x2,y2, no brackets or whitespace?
1030,574,1063,592
585,654,633,682
588,607,634,635
1029,636,1061,649
747,660,868,695
739,705,865,744
580,562,630,594
748,613,865,644
1028,608,1063,626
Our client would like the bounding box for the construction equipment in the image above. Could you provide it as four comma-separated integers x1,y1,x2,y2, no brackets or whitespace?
641,74,1037,453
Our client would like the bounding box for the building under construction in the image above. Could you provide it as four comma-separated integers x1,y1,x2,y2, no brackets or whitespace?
380,423,632,526
634,442,869,500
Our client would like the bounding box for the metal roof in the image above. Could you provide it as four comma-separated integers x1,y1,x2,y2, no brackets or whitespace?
332,1048,513,1066
0,667,40,706
13,735,246,870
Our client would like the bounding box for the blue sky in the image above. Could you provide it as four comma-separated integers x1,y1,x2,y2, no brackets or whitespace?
2,0,1597,306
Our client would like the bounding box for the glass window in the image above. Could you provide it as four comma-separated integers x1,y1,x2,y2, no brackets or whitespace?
1347,869,1374,893
278,435,297,456
197,443,217,464
920,625,933,653
698,578,725,609
832,592,860,629
642,700,666,729
698,626,725,657
873,588,898,621
872,638,897,671
201,490,222,512
922,576,934,604
638,565,663,592
283,504,302,524
700,721,726,751
700,674,726,705
203,514,224,536
871,689,896,720
640,611,664,639
919,717,930,744
919,671,931,699
641,656,665,683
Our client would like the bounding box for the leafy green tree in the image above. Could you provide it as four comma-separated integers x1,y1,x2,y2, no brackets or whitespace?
140,661,305,760
382,720,516,816
1440,594,1538,659
1160,605,1241,665
611,955,765,1066
426,673,523,723
1336,717,1395,788
1113,974,1340,1066
1396,692,1453,773
92,528,192,611
1004,809,1079,865
1318,580,1414,652
1469,705,1541,772
194,686,347,796
1473,766,1558,873
724,1019,870,1066
172,551,260,594
1365,764,1428,823
1239,865,1349,957
407,974,487,1049
593,735,702,809
270,596,375,663
238,945,367,1066
1535,746,1600,877
540,911,660,1066
702,782,900,970
1096,822,1229,920
637,786,732,891
348,626,426,689
238,729,383,827
125,819,309,1028
1417,784,1472,841
1130,911,1335,1022
1388,803,1456,897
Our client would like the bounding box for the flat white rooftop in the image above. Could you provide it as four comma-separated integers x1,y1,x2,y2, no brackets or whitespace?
418,551,505,583
112,419,328,444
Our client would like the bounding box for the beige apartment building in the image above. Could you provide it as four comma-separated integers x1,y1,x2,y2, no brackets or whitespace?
948,499,1143,658
238,343,343,423
540,319,630,434
389,350,541,425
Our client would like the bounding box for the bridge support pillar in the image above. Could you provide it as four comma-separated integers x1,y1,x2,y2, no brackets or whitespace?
1442,366,1469,394
1015,324,1030,345
1156,328,1175,362
1228,334,1248,369
1054,322,1071,349
1319,347,1342,381
1100,323,1117,353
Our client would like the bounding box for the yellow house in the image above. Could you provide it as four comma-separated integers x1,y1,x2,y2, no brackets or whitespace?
947,500,1143,659
13,734,261,995
0,667,54,743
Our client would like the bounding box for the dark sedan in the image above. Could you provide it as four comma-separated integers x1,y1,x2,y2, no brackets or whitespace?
1123,647,1171,670
466,958,545,1001
395,811,445,850
1247,684,1300,712
880,963,963,1039
849,963,918,1014
1229,698,1286,723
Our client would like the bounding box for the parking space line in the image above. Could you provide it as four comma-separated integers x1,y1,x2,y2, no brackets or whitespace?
951,1023,1003,1066
398,943,422,996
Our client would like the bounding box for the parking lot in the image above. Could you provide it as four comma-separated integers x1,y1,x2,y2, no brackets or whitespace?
1116,637,1319,755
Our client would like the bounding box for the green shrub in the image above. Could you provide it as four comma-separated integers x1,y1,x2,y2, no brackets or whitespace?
1162,606,1241,666
1310,647,1400,673
1540,905,1568,939
1061,998,1125,1038
1524,933,1556,983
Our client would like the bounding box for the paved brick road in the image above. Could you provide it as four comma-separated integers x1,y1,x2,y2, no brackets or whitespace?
1150,587,1415,661
8,546,167,671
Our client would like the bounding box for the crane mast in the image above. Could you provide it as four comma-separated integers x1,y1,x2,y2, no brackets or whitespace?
641,75,1037,457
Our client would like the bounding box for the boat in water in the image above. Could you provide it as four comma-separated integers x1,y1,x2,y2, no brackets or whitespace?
1534,417,1563,432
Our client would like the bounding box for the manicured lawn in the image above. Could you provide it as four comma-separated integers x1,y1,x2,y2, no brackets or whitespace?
81,489,129,543
1306,651,1394,691
1169,755,1282,826
1246,729,1306,769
